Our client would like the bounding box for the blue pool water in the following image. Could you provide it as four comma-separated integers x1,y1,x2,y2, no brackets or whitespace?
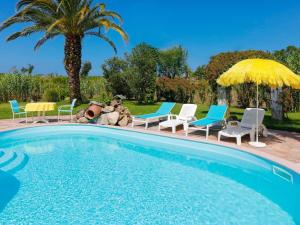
0,125,299,224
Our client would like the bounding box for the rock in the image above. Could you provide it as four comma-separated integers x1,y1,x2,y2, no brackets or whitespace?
110,100,120,108
123,108,131,115
118,114,125,122
118,115,128,127
78,117,89,124
89,101,105,107
76,109,85,120
102,106,115,113
115,105,125,113
81,101,131,127
98,114,109,125
113,95,126,101
107,111,119,125
128,116,132,123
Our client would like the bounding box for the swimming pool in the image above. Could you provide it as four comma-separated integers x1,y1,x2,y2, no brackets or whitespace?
0,125,299,224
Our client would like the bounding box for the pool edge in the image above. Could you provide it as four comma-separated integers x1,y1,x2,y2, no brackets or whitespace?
1,123,300,174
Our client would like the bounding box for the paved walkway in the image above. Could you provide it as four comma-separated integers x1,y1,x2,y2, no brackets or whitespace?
0,116,299,172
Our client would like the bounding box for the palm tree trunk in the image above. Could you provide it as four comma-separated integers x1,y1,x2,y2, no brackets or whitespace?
64,34,82,103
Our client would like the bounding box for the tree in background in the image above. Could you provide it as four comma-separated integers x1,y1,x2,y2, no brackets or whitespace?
80,61,92,78
193,65,206,79
101,57,132,98
158,46,188,78
21,64,34,75
274,46,300,113
128,43,159,103
0,0,128,103
205,50,272,105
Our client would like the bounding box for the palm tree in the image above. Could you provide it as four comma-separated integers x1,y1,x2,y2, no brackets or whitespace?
0,0,128,103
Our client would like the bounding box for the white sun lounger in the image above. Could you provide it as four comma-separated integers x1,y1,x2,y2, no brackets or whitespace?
218,108,265,145
158,104,197,133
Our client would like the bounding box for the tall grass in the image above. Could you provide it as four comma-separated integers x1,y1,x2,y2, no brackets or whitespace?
0,73,110,103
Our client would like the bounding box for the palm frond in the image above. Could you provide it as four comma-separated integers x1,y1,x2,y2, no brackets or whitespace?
1,0,127,51
7,25,44,41
86,31,117,53
34,32,60,50
99,11,123,24
96,19,128,43
47,18,65,33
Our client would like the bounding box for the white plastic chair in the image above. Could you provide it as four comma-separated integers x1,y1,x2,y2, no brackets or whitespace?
158,104,197,133
218,108,265,145
58,99,77,122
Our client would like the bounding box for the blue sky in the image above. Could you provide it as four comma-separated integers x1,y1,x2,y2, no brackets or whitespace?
1,0,300,75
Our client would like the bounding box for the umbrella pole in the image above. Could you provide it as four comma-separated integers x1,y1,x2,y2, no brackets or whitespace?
256,83,259,142
249,83,266,148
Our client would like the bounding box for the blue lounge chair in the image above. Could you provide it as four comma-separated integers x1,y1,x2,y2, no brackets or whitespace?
9,100,27,123
132,102,176,129
185,105,227,140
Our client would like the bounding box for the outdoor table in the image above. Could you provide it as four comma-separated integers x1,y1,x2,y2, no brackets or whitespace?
25,102,56,123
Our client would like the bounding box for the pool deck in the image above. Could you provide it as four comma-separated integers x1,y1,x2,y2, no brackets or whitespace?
0,116,299,173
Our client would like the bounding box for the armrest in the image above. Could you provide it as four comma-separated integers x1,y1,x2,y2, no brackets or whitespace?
168,114,178,120
19,106,26,111
58,105,72,110
177,116,194,122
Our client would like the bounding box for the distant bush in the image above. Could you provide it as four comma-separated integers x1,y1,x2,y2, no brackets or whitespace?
42,89,60,102
156,77,198,103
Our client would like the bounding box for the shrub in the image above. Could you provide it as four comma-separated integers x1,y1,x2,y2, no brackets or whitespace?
101,57,132,98
43,89,60,102
234,84,256,108
198,79,211,104
156,77,198,103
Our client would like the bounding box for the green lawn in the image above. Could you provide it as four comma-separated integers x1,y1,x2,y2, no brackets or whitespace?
1,100,300,132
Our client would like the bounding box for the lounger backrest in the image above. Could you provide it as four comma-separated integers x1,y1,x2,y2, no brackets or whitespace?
240,108,265,129
9,100,20,113
156,102,175,115
178,104,197,120
207,105,227,120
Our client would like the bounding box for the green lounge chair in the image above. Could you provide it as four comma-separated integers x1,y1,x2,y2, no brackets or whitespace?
185,105,227,140
132,102,176,129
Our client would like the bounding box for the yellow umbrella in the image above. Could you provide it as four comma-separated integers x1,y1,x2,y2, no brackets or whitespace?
217,58,300,147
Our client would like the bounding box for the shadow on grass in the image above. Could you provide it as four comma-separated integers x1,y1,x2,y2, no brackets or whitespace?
0,171,20,212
